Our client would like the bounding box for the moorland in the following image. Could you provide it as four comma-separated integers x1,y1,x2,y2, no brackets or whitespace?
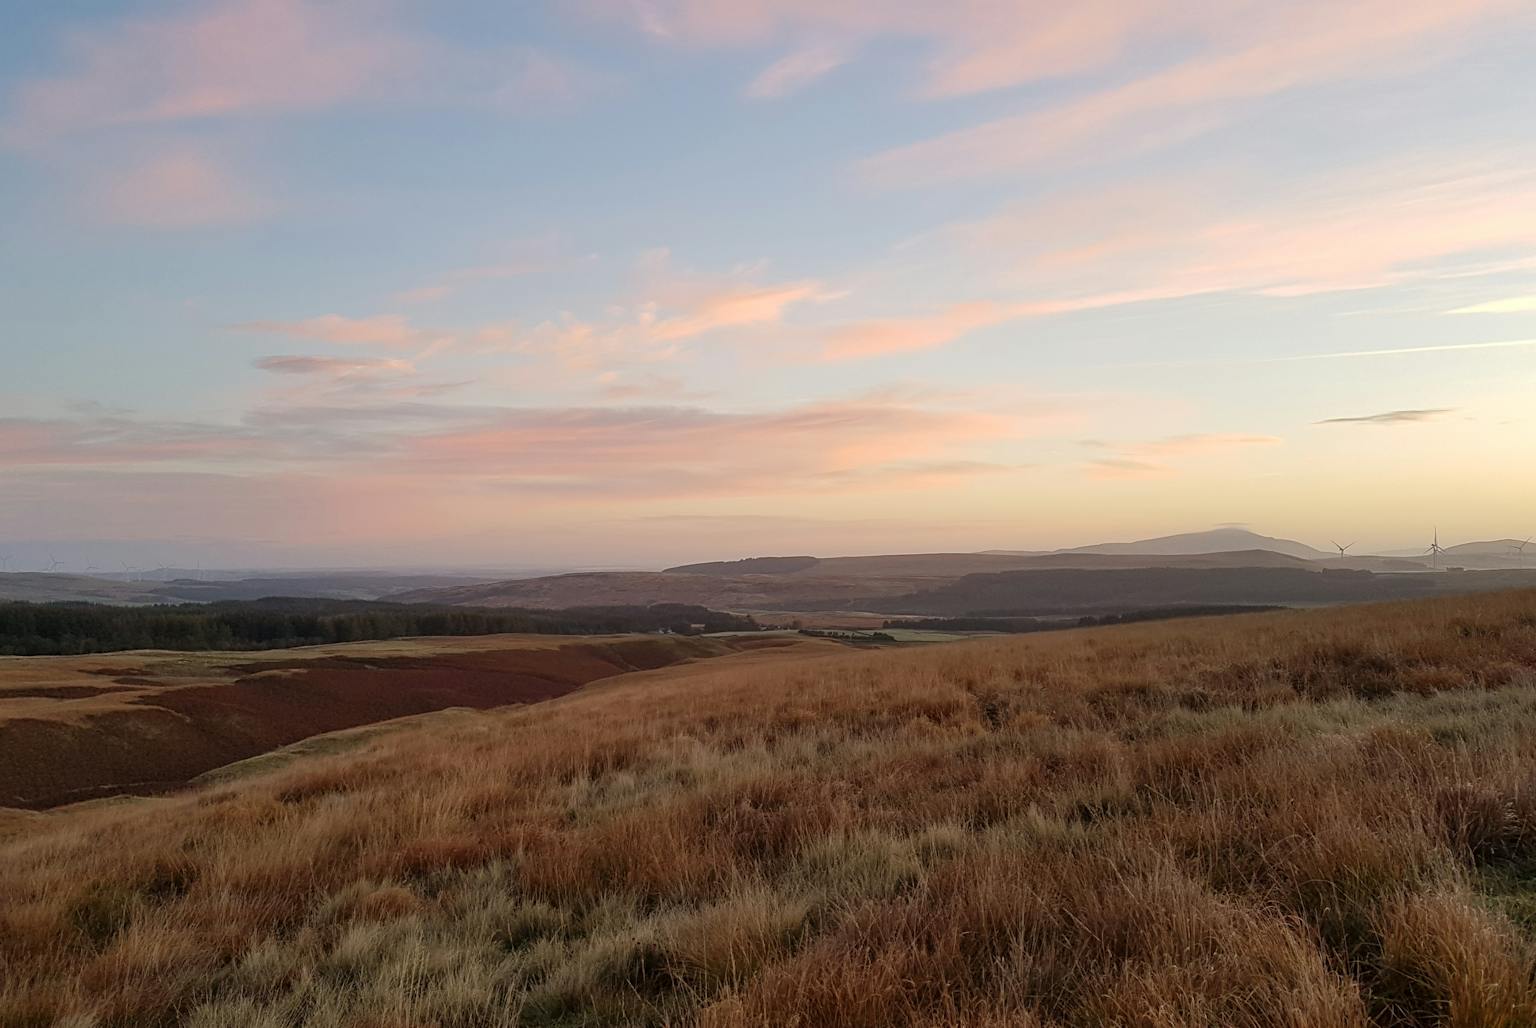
4,590,1536,1025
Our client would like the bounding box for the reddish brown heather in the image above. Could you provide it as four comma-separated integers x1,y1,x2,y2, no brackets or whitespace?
4,592,1536,1026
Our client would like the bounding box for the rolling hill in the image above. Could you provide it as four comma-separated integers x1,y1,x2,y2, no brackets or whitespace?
407,551,1320,612
0,570,499,606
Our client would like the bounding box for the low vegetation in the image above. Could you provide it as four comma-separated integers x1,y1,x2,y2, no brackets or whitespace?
5,592,1536,1025
0,600,757,656
888,604,1282,634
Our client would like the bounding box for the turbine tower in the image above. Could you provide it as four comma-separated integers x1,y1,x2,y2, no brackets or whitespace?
1331,540,1355,561
1425,528,1446,570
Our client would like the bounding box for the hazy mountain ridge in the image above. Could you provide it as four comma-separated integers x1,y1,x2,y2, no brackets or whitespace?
1056,527,1331,560
8,528,1530,612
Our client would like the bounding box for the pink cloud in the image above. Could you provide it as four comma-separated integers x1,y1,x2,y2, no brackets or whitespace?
92,148,267,228
470,257,833,371
931,156,1536,316
810,292,1196,361
817,302,1028,361
4,0,412,148
234,314,441,349
397,397,1019,498
648,281,830,341
0,390,1029,505
861,0,1528,185
580,0,1205,97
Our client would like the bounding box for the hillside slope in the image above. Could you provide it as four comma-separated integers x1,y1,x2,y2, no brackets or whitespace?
406,551,1317,611
0,634,774,809
5,592,1536,1024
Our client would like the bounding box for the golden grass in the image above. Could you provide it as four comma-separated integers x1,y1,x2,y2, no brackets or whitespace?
5,592,1536,1026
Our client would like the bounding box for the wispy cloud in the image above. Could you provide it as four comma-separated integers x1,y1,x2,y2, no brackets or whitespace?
1447,296,1536,315
746,43,849,98
927,158,1536,319
467,254,835,371
1316,408,1455,425
585,1,1210,98
5,0,603,149
233,315,446,350
1265,340,1536,364
4,0,604,231
3,0,413,148
858,1,1528,186
816,302,1025,361
90,146,269,228
0,388,1030,508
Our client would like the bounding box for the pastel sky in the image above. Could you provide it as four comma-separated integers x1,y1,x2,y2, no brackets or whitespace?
3,0,1535,569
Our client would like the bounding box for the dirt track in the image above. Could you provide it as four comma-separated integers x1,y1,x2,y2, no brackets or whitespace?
0,635,736,809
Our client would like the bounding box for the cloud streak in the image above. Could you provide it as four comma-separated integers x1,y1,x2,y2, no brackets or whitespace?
1448,296,1536,315
0,391,1029,506
746,43,849,98
858,1,1528,185
1316,409,1455,425
920,157,1536,326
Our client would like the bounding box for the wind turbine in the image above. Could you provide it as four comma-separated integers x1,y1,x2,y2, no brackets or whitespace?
46,553,64,574
1331,540,1355,561
1425,528,1446,570
0,554,10,572
121,562,138,583
1513,538,1532,568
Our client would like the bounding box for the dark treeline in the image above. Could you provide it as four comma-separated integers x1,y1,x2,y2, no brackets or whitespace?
0,599,758,656
796,628,897,642
888,605,1283,634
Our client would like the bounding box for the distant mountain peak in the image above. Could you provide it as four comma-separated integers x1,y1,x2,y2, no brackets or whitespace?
1059,528,1330,561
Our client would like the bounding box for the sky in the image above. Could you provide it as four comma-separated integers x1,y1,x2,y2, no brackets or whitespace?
2,0,1535,570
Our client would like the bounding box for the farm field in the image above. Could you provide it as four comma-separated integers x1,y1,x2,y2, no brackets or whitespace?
4,592,1536,1025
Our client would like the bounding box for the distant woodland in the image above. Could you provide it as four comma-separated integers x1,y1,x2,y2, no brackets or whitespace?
0,600,758,655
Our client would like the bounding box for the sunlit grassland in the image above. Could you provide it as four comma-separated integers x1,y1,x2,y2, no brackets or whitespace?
4,593,1536,1026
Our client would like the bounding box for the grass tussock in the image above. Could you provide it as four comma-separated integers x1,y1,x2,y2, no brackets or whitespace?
4,592,1536,1025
